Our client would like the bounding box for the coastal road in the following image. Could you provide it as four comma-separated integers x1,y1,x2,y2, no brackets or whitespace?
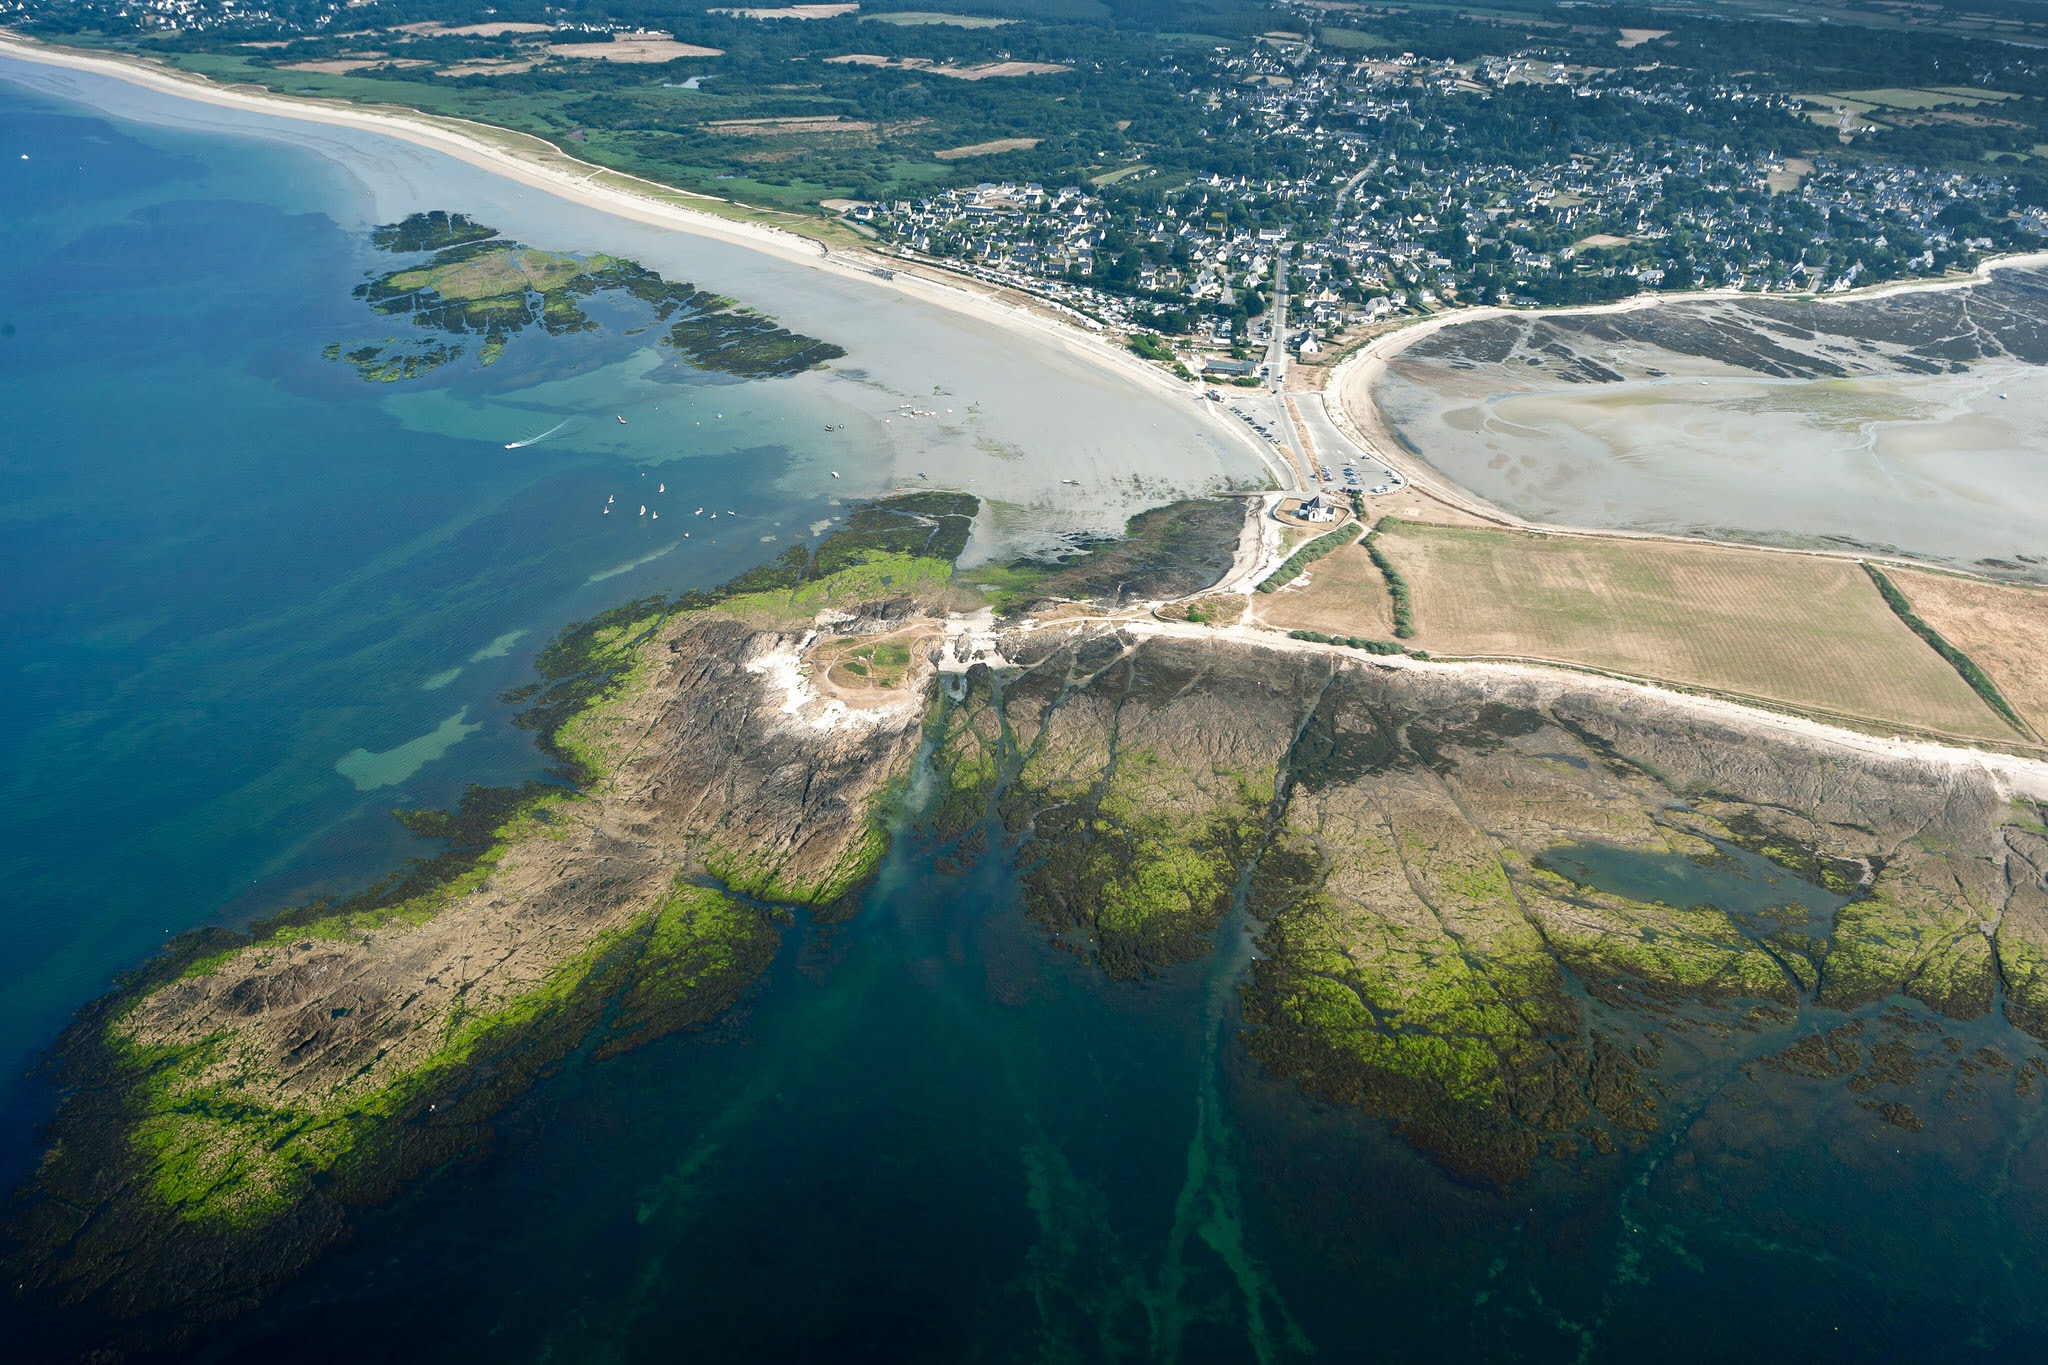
1266,252,1290,393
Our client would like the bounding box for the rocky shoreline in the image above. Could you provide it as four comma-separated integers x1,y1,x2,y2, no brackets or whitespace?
4,495,972,1349
13,494,2048,1350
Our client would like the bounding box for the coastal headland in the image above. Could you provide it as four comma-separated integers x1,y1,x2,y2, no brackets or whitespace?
13,32,2048,1354
15,485,2048,1347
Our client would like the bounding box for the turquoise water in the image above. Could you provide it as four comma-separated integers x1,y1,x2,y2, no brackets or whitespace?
0,77,846,1181
8,70,2048,1364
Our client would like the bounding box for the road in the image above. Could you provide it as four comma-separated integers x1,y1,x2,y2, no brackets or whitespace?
1258,253,1314,489
1265,251,1290,393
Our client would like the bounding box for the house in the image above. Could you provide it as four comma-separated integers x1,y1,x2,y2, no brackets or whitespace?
1202,358,1257,378
1297,493,1339,522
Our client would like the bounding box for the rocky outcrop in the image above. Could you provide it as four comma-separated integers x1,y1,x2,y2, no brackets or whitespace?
924,627,2048,1184
16,537,2048,1341
7,542,946,1342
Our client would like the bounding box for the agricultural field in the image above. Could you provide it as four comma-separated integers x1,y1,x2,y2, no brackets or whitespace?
1361,523,2013,740
1830,86,2018,109
935,137,1042,160
1255,543,1396,639
1889,567,2048,737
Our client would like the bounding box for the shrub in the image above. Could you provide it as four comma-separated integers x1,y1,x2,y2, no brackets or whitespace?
1864,564,2027,734
1257,526,1363,594
1361,528,1415,639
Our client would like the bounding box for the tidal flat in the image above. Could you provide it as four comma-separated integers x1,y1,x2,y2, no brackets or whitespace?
0,56,1269,558
12,50,2048,1365
1372,269,2048,574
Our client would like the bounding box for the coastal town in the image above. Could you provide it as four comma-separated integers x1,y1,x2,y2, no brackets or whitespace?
848,23,2048,361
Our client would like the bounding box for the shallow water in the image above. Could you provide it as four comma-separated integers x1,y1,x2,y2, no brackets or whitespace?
0,62,1256,1180
8,64,2048,1364
1373,285,2048,571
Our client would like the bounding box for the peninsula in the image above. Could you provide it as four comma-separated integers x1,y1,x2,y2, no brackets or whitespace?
11,23,2048,1358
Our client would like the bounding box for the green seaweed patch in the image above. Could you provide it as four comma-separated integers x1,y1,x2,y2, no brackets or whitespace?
372,210,498,254
598,880,781,1058
1714,810,1877,897
1239,837,1563,1186
335,214,843,381
706,819,892,921
1014,746,1269,980
963,498,1246,613
323,338,463,383
3,493,987,1335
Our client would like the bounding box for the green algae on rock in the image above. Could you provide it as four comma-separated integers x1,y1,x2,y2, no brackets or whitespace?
327,210,845,382
2,496,972,1341
920,627,2048,1186
962,498,1247,613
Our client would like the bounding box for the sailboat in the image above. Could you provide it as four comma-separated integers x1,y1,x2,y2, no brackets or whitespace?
658,483,665,493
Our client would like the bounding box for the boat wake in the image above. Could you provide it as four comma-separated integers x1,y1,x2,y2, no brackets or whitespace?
504,419,571,450
588,542,680,584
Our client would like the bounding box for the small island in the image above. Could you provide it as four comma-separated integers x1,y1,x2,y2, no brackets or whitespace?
327,210,845,383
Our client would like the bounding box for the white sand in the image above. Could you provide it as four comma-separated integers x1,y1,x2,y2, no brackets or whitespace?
0,36,1285,550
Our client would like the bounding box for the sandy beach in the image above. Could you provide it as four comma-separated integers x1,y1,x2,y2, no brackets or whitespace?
12,28,2048,769
0,33,1291,540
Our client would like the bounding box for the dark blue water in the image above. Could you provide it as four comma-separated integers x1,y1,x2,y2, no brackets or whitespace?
8,74,2048,1365
0,79,836,1184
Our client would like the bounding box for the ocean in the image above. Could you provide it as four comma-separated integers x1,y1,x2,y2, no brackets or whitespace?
5,60,2048,1364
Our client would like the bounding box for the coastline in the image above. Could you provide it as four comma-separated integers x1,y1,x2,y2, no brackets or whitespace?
9,28,2045,761
0,32,1295,496
25,27,2046,525
1322,253,2048,556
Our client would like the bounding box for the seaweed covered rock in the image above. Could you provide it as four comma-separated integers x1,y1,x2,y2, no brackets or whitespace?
331,210,845,382
929,627,2048,1185
4,498,966,1344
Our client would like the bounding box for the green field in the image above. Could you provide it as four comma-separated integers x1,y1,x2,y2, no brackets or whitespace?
1315,523,2016,741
